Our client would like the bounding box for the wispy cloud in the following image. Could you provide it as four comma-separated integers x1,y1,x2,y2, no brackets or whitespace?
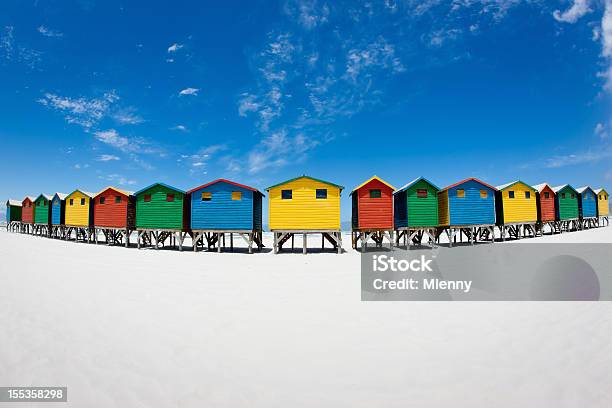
100,173,137,186
37,25,63,38
284,0,330,30
73,163,90,170
167,43,184,53
96,154,120,162
247,130,318,174
179,87,200,96
170,124,188,132
545,146,612,168
113,107,144,125
178,144,227,175
553,0,592,24
595,122,608,140
38,91,119,129
1,25,43,69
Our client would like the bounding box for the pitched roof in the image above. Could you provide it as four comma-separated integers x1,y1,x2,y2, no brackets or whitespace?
350,176,395,195
6,199,22,207
594,188,608,194
496,180,536,191
439,177,497,192
67,189,95,198
134,182,185,196
23,196,36,203
265,175,344,192
35,193,54,201
552,184,578,194
393,177,440,195
52,193,68,200
532,183,552,192
576,186,595,194
186,178,264,196
94,186,135,198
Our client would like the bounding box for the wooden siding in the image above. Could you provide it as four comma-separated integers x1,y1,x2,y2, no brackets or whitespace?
495,182,537,224
65,191,93,227
268,177,341,230
136,184,185,230
597,191,609,216
94,188,135,228
555,187,579,220
34,196,51,224
447,180,496,225
22,198,34,224
51,196,65,225
438,190,450,226
355,178,393,229
578,189,597,218
536,186,556,222
406,179,438,227
6,205,22,222
190,181,257,230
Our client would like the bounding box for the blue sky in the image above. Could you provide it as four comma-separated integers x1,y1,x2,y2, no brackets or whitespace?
1,0,611,223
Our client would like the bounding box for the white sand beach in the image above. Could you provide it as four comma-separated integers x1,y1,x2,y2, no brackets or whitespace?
1,227,611,407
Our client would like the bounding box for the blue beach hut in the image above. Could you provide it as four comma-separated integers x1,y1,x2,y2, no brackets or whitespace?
187,179,264,252
438,178,497,226
576,186,597,218
51,193,67,226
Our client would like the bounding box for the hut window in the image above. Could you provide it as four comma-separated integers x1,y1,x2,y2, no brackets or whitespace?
232,191,242,201
525,191,531,199
561,193,566,199
417,189,428,198
544,192,550,199
456,189,465,198
99,197,106,204
54,199,59,205
570,194,575,199
316,189,328,199
37,201,41,207
69,199,74,206
201,192,211,201
508,191,515,199
80,198,85,205
144,194,151,202
166,194,175,202
282,190,292,200
43,200,47,206
480,190,488,198
369,189,381,198
115,196,122,203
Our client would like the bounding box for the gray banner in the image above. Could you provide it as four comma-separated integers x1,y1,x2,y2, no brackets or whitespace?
0,387,67,402
361,244,612,301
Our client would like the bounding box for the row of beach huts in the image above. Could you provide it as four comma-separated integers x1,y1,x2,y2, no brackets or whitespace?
4,176,610,254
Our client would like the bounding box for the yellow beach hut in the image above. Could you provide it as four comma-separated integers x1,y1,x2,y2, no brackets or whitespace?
65,189,95,241
495,180,538,240
266,175,343,254
594,188,609,226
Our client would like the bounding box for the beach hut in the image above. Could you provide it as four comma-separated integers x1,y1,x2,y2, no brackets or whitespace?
187,179,264,253
552,184,579,231
350,176,395,249
134,183,190,250
93,187,136,247
5,200,22,232
65,189,95,241
576,186,598,228
532,183,557,234
494,181,537,240
50,193,67,238
266,175,343,254
393,177,439,248
594,188,609,226
438,178,497,246
21,196,35,233
33,194,53,236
